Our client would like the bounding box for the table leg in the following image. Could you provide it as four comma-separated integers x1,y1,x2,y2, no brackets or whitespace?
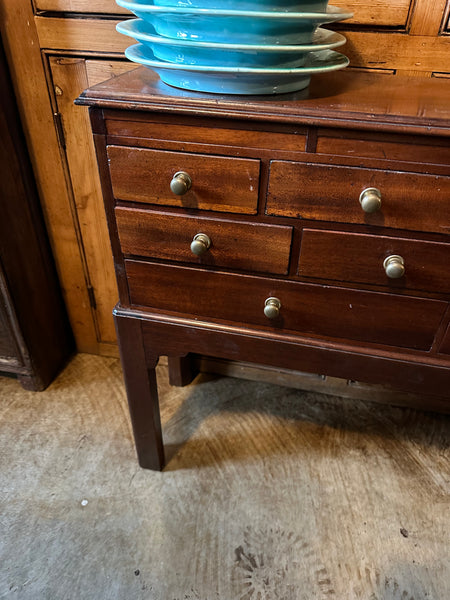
168,354,199,387
114,312,164,470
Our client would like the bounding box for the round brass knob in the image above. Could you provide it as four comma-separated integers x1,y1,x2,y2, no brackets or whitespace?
264,297,281,319
190,233,211,256
383,255,405,279
170,171,192,195
359,188,382,213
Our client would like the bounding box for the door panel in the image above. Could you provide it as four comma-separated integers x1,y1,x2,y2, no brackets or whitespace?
49,57,134,346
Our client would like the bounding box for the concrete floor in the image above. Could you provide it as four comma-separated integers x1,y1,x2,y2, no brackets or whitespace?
0,353,449,599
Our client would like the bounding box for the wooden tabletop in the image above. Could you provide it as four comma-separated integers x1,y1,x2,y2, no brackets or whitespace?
77,67,450,136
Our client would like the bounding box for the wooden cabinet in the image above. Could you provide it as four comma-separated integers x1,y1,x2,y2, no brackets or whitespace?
1,0,449,357
0,37,73,390
78,68,450,469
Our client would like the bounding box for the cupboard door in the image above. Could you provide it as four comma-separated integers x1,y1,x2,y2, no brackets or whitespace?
49,57,134,350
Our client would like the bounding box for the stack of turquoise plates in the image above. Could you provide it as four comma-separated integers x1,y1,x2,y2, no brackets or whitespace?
116,0,353,94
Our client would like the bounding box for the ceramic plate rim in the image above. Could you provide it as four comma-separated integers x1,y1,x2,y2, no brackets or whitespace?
117,20,347,51
116,1,353,20
125,43,350,73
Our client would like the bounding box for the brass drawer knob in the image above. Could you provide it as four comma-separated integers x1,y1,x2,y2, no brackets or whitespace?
264,297,281,319
359,187,382,213
190,233,211,256
383,254,405,279
170,171,192,195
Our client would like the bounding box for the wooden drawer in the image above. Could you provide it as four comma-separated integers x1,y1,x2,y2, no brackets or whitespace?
316,130,450,167
125,260,446,351
115,207,292,275
299,229,450,294
266,161,450,234
108,146,260,214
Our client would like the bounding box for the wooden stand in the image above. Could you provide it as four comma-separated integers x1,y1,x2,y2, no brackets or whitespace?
78,68,450,469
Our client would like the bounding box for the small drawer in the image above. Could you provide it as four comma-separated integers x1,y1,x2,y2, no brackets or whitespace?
108,145,260,214
316,131,450,166
125,260,446,351
298,229,450,294
266,161,450,234
115,207,293,275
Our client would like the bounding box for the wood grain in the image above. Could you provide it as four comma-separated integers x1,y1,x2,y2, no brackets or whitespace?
50,57,118,345
115,207,293,275
298,229,450,294
33,16,450,75
316,131,450,166
108,146,260,214
34,0,413,26
409,0,449,35
125,260,447,351
266,161,450,235
0,0,99,353
79,68,450,135
35,0,129,13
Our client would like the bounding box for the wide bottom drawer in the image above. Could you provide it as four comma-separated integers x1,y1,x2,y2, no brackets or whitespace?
125,260,447,351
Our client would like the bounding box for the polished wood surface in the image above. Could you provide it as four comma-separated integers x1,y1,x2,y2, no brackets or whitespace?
81,68,450,469
108,145,260,214
298,229,450,295
266,162,450,232
79,68,450,135
115,207,293,275
125,260,446,351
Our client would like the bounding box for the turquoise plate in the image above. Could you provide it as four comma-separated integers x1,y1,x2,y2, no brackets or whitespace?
116,20,347,68
153,0,329,10
115,2,353,43
124,44,350,94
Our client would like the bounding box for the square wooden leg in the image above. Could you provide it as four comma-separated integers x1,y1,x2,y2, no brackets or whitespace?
114,311,164,470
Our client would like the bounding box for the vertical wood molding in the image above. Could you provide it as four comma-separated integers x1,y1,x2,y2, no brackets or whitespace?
409,0,449,35
49,57,118,345
0,0,100,353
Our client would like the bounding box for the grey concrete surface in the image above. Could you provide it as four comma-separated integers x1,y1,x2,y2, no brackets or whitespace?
0,354,449,599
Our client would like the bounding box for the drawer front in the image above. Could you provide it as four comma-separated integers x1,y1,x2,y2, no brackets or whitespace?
316,131,450,167
125,260,446,351
266,161,450,234
115,207,292,275
108,146,260,214
299,229,450,294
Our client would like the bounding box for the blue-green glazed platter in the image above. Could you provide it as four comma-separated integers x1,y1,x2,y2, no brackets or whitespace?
115,2,353,43
124,44,350,94
116,19,347,68
152,0,329,10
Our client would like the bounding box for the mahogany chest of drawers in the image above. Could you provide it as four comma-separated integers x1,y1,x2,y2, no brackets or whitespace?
78,68,450,469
